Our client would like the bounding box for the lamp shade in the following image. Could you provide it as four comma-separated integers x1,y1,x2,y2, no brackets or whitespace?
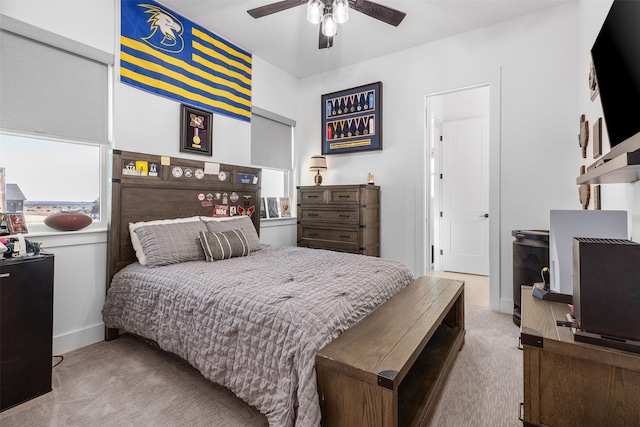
309,155,327,171
333,0,349,24
306,0,323,24
321,13,337,37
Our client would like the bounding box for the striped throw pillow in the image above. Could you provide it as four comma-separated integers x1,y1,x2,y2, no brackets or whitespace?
199,229,250,261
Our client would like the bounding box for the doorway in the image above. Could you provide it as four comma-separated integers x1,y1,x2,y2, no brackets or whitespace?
427,85,490,276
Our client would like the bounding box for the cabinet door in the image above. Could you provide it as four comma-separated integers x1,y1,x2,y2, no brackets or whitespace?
1,255,54,410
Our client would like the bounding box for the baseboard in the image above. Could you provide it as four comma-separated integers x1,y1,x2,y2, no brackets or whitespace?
53,323,105,355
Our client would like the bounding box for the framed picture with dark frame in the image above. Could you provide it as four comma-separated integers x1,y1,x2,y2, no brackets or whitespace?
180,104,213,156
321,81,382,155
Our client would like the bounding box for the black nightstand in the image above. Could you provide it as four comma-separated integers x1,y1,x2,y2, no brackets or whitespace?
1,252,54,411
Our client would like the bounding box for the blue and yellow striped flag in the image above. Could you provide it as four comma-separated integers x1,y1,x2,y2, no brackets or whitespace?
120,0,252,122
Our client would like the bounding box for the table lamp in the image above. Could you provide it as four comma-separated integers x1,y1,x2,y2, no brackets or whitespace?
309,155,327,185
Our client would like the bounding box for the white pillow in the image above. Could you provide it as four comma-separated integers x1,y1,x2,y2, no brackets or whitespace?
129,216,203,265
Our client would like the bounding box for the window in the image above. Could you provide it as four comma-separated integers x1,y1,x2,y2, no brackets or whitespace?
261,169,290,198
251,107,296,219
0,15,113,233
0,134,105,230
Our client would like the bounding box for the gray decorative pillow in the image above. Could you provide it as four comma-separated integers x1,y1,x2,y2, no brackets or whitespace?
199,229,250,261
133,220,207,267
201,216,261,251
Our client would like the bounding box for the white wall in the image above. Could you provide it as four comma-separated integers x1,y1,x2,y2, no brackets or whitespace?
1,0,116,355
577,0,639,239
3,0,637,353
1,0,300,354
296,2,583,312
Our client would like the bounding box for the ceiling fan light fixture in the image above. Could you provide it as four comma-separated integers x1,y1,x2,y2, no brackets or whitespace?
306,0,323,24
332,0,349,24
321,12,338,37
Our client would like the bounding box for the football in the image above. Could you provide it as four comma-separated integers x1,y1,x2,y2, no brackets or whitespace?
44,211,93,231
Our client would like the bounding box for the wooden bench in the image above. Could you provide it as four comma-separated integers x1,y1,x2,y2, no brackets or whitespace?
315,276,465,427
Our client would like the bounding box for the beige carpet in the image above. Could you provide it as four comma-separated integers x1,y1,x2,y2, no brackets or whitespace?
1,274,522,427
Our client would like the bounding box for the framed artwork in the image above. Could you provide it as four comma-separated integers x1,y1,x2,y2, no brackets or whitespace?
578,114,589,159
321,81,382,155
180,104,213,156
266,197,279,219
0,213,10,235
260,198,267,219
592,117,602,159
279,197,291,218
578,166,590,210
7,213,28,234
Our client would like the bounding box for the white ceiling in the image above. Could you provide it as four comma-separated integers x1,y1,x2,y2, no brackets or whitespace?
159,0,571,79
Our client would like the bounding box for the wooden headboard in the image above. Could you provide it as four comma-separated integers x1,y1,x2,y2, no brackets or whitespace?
106,149,262,292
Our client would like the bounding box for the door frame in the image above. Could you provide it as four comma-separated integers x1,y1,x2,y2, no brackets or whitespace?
423,73,502,312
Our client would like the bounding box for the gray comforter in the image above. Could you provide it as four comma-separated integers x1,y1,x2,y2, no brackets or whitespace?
102,245,413,426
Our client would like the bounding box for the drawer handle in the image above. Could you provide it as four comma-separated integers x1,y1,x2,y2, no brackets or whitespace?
338,214,350,218
338,195,351,198
308,233,319,237
518,402,524,422
339,235,351,238
308,213,319,217
0,273,10,278
307,195,319,198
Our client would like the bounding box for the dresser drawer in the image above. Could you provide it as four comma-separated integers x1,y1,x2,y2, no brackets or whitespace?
328,189,359,204
300,208,359,223
298,187,364,206
300,226,359,244
299,188,326,203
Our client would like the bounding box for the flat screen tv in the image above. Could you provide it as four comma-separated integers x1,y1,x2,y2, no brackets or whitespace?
590,0,640,150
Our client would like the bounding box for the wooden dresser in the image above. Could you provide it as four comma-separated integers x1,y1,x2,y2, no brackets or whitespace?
520,286,640,426
297,184,380,256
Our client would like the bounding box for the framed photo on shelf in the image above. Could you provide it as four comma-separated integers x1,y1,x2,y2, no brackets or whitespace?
279,197,291,218
0,213,10,235
321,81,382,155
260,197,267,219
267,197,279,219
180,104,213,156
6,212,28,234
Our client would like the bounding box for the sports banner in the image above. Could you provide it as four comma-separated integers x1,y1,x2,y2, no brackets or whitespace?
120,0,252,122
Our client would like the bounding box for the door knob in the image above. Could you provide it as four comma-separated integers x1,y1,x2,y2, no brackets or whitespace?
480,213,489,218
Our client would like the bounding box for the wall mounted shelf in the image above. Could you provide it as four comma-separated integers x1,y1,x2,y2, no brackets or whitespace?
577,134,640,185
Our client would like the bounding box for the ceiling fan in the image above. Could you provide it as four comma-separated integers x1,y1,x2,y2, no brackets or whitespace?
247,0,406,49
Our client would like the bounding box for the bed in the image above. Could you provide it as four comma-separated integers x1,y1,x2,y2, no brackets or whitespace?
102,150,414,427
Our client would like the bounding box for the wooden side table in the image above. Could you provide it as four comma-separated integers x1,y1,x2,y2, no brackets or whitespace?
520,286,640,426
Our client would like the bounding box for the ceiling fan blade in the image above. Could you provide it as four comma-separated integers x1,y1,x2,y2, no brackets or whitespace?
247,0,306,19
350,0,406,27
318,26,334,49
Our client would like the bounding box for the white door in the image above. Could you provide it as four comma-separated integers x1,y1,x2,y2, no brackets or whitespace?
441,118,489,275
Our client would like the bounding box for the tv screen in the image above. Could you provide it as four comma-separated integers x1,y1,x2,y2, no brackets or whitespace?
590,0,640,149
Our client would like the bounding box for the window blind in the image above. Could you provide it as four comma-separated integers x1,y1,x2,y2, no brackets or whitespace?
251,106,296,171
0,15,113,143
